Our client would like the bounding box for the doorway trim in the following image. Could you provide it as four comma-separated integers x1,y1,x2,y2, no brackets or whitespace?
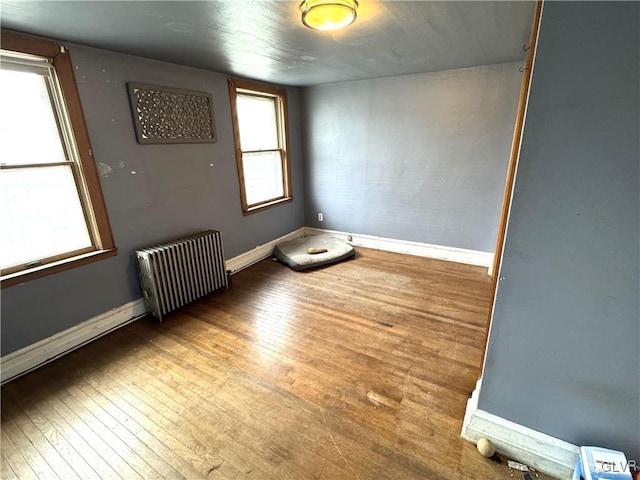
480,0,544,370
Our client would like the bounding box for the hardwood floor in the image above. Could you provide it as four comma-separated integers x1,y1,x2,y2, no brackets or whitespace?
1,248,550,479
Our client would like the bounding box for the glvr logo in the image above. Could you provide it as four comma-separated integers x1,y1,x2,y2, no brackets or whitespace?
597,459,637,472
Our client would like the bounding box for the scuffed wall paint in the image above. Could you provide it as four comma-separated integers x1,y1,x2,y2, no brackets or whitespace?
1,44,305,355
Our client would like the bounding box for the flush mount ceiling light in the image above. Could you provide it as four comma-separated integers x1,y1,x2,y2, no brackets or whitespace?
300,0,358,31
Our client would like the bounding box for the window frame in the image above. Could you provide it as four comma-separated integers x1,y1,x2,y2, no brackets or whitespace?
228,78,293,215
1,31,116,289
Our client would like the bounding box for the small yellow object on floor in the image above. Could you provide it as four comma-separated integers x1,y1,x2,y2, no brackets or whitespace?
477,438,496,458
307,247,328,255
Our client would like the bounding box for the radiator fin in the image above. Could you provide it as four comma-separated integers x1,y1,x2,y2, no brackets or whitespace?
136,230,229,321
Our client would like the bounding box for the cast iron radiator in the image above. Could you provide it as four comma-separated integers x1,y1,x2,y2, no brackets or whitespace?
135,230,229,321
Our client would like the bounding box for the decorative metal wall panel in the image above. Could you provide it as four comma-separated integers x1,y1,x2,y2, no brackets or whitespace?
127,82,216,144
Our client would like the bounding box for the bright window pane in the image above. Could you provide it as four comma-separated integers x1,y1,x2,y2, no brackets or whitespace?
0,68,67,165
0,166,92,269
242,151,284,205
236,94,278,151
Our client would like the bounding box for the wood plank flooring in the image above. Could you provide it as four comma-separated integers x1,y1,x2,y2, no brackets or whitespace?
1,248,551,479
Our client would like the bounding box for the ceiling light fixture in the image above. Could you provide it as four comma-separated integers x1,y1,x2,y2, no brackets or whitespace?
300,0,358,31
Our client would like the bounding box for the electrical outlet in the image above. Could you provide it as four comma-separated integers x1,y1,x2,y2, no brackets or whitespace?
318,213,323,222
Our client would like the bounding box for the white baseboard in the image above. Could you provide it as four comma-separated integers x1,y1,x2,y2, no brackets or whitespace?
462,381,579,479
462,378,483,435
225,227,306,274
0,226,489,383
304,227,494,269
1,299,147,384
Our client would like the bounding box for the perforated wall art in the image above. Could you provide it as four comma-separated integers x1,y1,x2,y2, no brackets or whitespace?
127,82,216,144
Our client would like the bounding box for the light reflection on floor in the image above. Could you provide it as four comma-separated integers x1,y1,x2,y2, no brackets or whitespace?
252,290,293,362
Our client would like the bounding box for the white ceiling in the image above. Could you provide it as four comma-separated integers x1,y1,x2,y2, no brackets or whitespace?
0,1,535,86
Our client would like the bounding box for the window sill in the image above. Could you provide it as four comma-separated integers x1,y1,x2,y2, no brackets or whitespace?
243,197,293,216
1,248,118,289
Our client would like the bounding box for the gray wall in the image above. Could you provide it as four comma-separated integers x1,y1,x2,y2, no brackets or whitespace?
479,2,639,458
301,63,522,252
1,44,305,355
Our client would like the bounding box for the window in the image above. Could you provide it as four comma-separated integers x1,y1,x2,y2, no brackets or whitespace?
1,31,116,288
228,78,293,215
